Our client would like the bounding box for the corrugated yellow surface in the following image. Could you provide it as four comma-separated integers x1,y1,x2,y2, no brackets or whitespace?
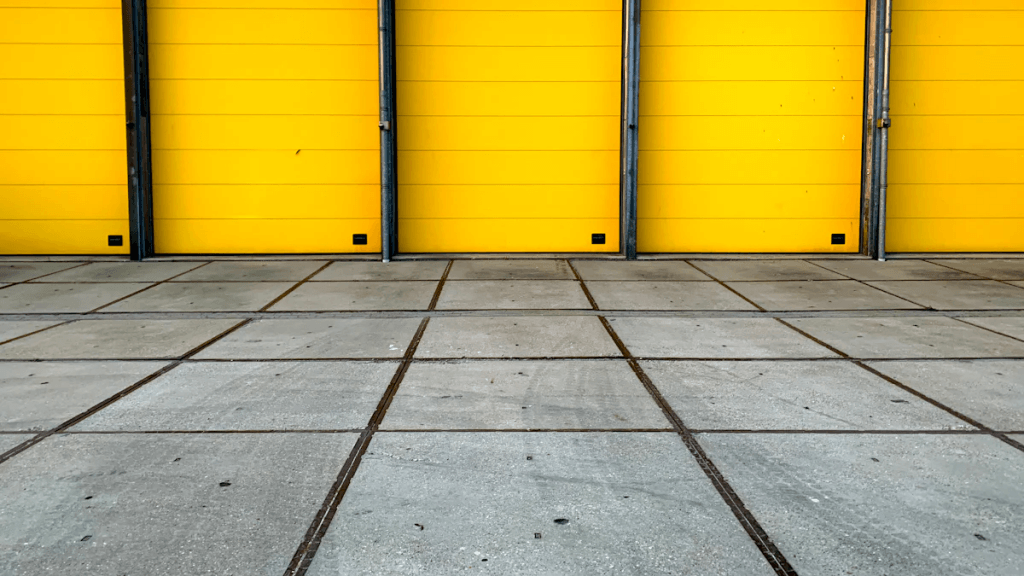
148,1,379,254
396,1,621,253
0,3,127,255
638,5,865,253
887,4,1024,252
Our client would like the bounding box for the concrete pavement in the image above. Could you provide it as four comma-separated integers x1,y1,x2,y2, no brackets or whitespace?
1,256,1023,575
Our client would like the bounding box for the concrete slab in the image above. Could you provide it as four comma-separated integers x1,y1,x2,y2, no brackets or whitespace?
643,361,968,431
447,259,574,280
382,360,668,430
34,262,203,283
0,283,150,313
786,317,1024,358
690,260,846,281
810,260,980,281
932,259,1024,280
570,260,710,281
960,316,1024,341
435,280,591,310
313,260,449,281
868,280,1024,310
75,361,396,431
0,361,167,431
194,318,422,359
866,360,1024,430
0,320,61,344
727,280,921,311
307,432,774,576
417,317,620,358
587,281,756,310
103,282,292,312
699,434,1024,576
172,260,326,281
0,434,32,453
607,318,837,359
0,262,81,283
0,433,359,576
0,319,241,359
269,281,435,311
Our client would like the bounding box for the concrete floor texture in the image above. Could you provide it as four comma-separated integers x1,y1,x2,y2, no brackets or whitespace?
0,256,1022,576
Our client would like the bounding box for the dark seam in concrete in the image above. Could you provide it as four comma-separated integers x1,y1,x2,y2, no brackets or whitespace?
925,259,1018,283
566,259,600,310
951,317,1024,344
0,261,93,291
427,260,454,311
774,318,1024,454
284,317,431,576
0,318,253,466
684,261,769,312
86,261,213,313
258,261,336,312
598,315,798,576
0,318,78,347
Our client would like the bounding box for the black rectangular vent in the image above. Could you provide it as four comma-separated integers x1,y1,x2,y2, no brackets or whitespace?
352,233,368,245
107,235,123,247
831,233,846,245
591,233,606,245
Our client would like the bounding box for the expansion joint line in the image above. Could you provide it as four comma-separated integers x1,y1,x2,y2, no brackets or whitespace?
284,316,431,576
598,315,799,576
774,318,1024,454
0,317,253,466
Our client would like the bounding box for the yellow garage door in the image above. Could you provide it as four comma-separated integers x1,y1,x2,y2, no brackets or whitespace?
0,1,128,255
638,1,865,253
396,0,621,253
148,0,380,254
887,1,1024,252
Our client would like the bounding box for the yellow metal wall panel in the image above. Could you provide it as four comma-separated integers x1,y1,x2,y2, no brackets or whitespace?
641,47,864,82
0,5,127,254
0,186,127,220
153,219,381,254
397,82,620,117
638,4,865,253
641,81,863,116
400,219,620,254
0,117,124,150
887,6,1024,252
0,221,130,256
148,8,377,44
640,117,862,151
0,8,122,43
400,185,619,220
150,80,378,115
639,185,861,219
396,1,622,253
0,45,124,79
154,185,380,219
644,10,864,46
148,4,379,254
639,219,858,254
150,45,378,80
400,117,619,152
0,80,124,114
890,81,1024,116
888,185,1024,220
152,116,379,150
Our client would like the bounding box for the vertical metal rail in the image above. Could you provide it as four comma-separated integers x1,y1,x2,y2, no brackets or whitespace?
858,0,878,256
378,0,399,262
121,0,154,260
875,0,893,261
619,0,641,260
